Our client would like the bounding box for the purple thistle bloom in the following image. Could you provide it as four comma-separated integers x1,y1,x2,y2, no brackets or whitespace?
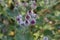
30,19,36,25
25,15,31,20
16,14,23,25
16,14,22,21
24,20,30,26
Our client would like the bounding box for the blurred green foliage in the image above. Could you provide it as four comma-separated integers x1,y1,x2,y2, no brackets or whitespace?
0,0,60,40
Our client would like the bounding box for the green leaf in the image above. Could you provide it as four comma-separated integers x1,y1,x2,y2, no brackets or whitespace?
55,24,60,30
43,29,54,37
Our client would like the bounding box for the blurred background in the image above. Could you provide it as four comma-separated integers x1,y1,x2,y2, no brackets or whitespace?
0,0,60,40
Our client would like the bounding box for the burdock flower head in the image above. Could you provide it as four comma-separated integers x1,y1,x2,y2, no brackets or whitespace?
24,20,30,26
16,14,23,24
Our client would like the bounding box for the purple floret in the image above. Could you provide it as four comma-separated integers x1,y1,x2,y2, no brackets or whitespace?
26,15,30,20
31,20,35,24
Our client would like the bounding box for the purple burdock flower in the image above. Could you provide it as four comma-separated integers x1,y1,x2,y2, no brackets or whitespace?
25,14,31,20
27,9,34,14
24,20,30,26
16,18,23,24
30,19,36,25
16,14,23,25
16,15,22,21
